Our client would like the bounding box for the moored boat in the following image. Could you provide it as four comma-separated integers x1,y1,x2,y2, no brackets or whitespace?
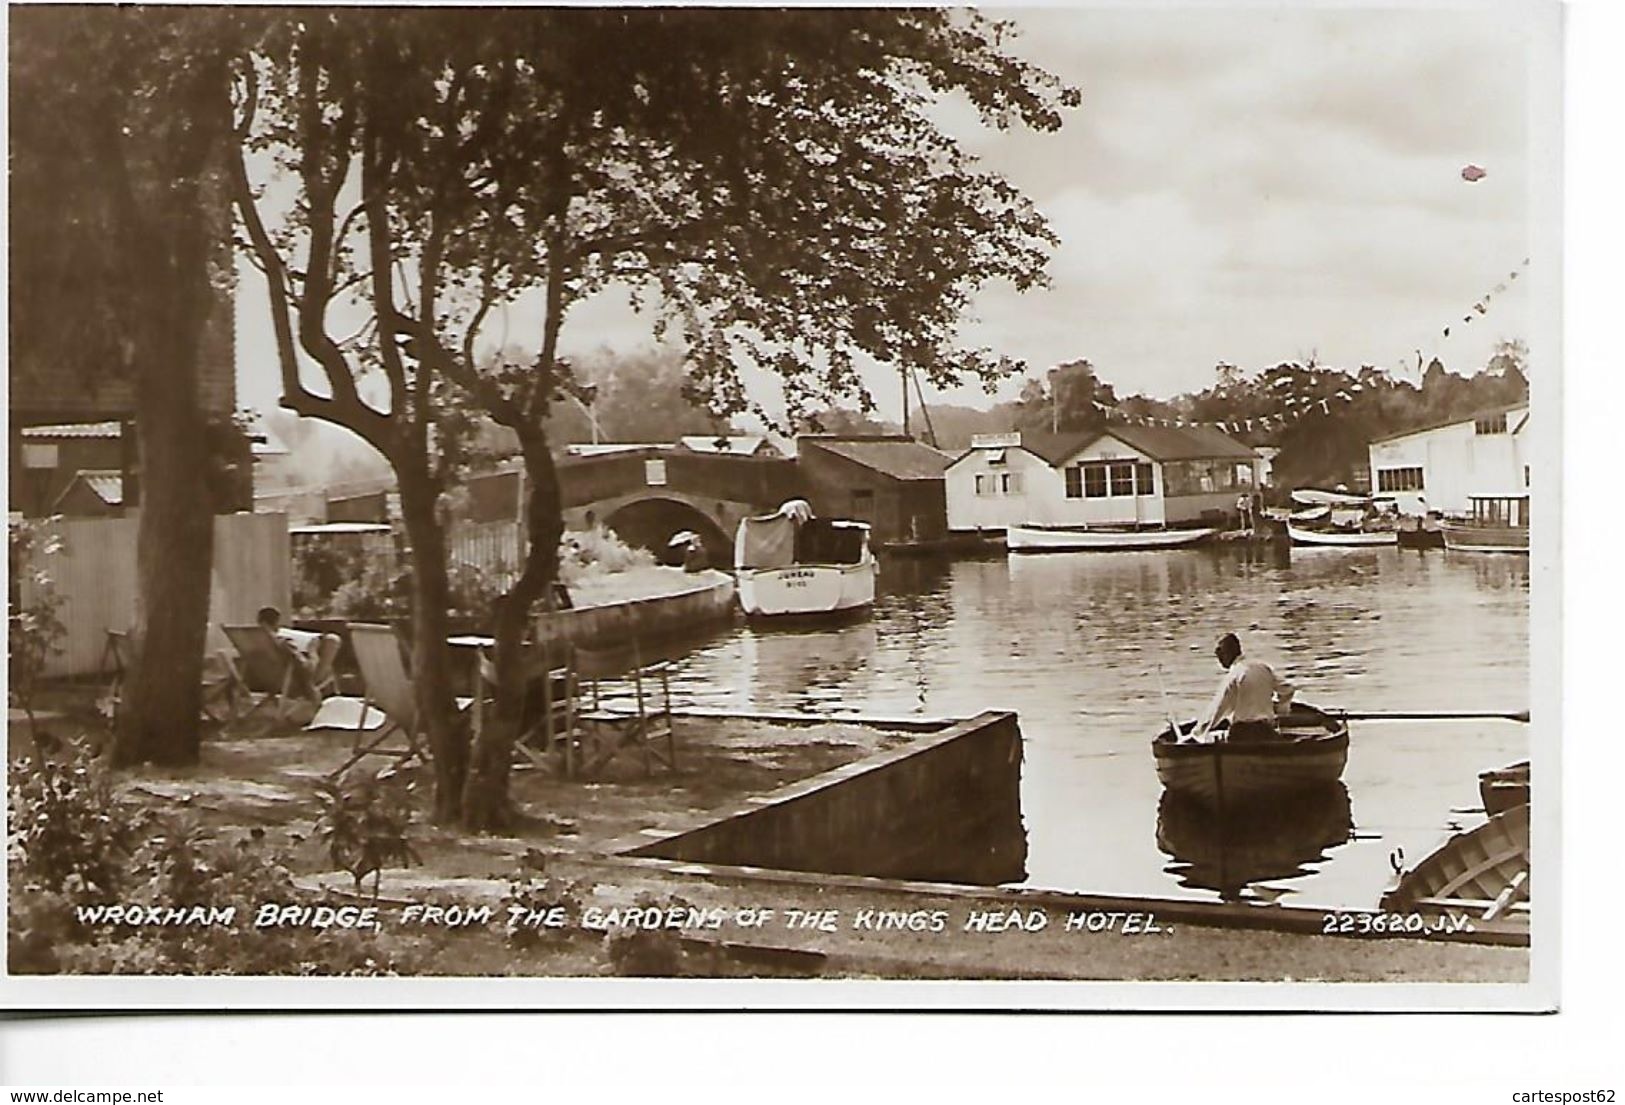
1287,522,1398,547
1479,759,1530,816
1395,516,1446,549
1286,489,1400,546
1441,493,1529,553
1381,803,1529,927
1007,523,1218,552
734,500,877,618
1151,704,1350,810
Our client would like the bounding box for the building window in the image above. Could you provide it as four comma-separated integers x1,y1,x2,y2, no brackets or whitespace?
1109,462,1136,497
1001,472,1021,494
1136,462,1155,496
22,444,59,469
1524,465,1530,487
1065,466,1082,499
851,488,874,514
974,473,988,497
1083,465,1108,498
1163,459,1239,497
1475,413,1508,435
1377,466,1424,493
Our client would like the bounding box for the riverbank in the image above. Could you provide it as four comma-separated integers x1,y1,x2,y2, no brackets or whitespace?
11,696,1527,984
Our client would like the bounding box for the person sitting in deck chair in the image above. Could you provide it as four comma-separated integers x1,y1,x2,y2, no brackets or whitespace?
257,606,340,695
1189,632,1295,743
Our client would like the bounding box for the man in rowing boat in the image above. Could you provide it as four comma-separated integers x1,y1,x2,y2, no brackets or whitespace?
1190,632,1295,742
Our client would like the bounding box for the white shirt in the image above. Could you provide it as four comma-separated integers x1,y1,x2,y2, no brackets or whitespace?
1204,657,1293,727
274,626,321,661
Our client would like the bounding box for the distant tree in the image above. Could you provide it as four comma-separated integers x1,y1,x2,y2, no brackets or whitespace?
577,349,726,443
802,406,899,436
1010,359,1117,435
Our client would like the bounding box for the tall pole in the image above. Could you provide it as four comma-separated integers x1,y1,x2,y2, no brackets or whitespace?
901,365,911,438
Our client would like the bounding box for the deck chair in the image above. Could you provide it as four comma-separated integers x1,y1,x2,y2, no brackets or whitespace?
103,629,234,725
477,643,581,776
335,623,473,779
220,624,331,724
575,639,677,777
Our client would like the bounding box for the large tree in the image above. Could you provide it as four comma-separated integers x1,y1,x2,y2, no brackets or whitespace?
10,8,243,766
233,9,1077,827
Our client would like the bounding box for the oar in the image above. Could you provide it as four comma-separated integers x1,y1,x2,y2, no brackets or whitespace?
1336,709,1530,723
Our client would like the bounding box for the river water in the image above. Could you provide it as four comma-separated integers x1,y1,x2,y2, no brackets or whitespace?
661,545,1530,910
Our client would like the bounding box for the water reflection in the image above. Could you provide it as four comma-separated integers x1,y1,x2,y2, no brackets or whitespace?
667,546,1529,907
1157,784,1354,902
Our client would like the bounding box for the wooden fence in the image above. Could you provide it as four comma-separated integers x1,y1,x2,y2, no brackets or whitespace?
448,519,525,591
20,513,291,678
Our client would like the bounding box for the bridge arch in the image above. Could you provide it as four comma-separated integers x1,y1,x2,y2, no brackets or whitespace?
564,490,739,565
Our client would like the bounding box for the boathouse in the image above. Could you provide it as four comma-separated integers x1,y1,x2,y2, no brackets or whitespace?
795,435,954,546
1366,405,1529,516
944,426,1261,532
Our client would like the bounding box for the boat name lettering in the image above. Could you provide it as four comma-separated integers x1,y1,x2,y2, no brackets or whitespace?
782,569,817,580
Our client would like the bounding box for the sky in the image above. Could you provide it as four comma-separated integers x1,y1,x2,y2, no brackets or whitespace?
234,4,1545,431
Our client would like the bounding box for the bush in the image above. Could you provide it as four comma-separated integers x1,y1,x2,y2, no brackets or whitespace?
8,754,146,902
312,766,422,897
603,891,692,976
558,525,655,585
7,519,67,748
7,746,395,976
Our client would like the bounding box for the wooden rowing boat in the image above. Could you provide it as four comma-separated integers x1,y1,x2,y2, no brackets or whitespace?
1151,704,1350,810
1006,524,1218,552
1286,521,1398,547
1479,759,1530,816
1380,803,1529,926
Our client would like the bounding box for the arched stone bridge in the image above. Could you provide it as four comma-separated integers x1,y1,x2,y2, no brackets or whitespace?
465,447,805,560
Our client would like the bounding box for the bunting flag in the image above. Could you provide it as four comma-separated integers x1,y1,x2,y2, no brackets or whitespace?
1087,386,1361,433
1442,257,1529,339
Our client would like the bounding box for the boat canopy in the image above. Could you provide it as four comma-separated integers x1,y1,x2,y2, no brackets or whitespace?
734,500,869,569
735,511,800,570
1291,488,1373,507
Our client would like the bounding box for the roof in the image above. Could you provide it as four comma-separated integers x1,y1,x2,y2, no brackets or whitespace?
1369,405,1529,446
965,424,1255,467
20,421,123,440
562,443,664,457
54,469,123,508
678,434,771,455
289,522,393,536
800,436,953,480
1093,423,1259,462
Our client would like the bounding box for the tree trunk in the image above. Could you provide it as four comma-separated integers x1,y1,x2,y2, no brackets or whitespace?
395,461,464,824
111,291,217,768
461,428,564,832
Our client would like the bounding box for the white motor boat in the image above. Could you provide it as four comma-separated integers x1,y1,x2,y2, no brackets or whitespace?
1006,524,1218,552
734,500,877,618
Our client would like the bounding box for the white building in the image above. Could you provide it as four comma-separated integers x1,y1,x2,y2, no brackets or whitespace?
1367,405,1529,516
945,426,1261,532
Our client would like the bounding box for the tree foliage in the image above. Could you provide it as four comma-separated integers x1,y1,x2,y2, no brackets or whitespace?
233,9,1077,827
